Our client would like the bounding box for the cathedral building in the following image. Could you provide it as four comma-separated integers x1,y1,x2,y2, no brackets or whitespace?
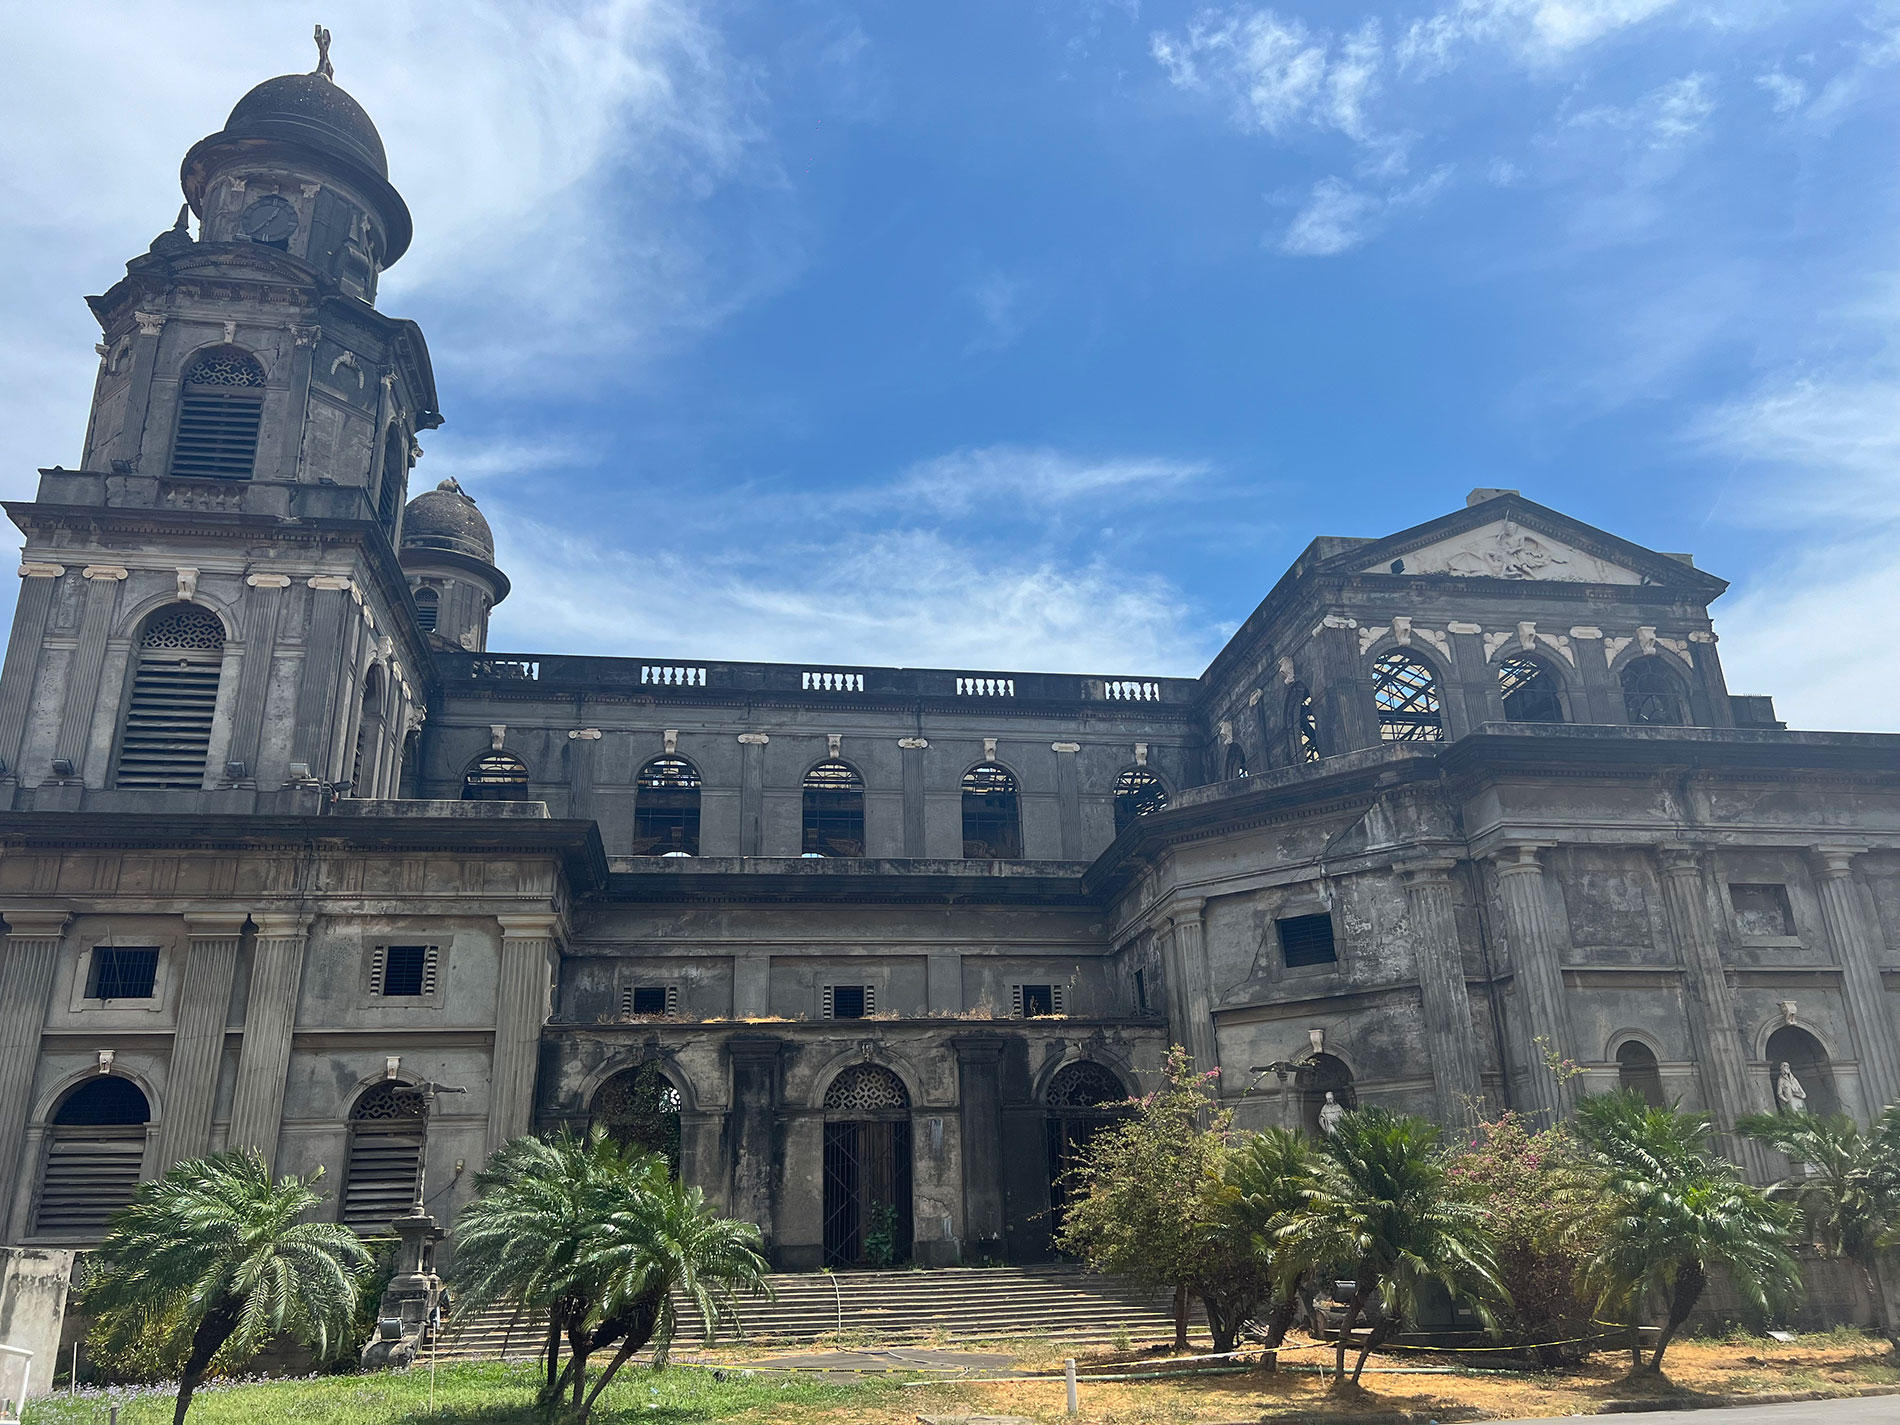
0,56,1896,1275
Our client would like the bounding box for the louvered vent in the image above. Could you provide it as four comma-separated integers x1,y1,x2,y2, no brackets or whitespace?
36,1130,145,1235
342,1081,424,1232
170,350,264,480
823,984,873,1019
621,984,680,1017
414,589,439,632
372,945,438,997
1012,984,1063,1018
114,605,225,789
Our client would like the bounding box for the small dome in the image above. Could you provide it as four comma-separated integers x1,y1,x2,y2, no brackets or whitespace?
223,72,388,179
402,478,495,563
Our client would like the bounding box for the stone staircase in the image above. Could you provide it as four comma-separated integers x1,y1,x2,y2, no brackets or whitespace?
431,1266,1205,1361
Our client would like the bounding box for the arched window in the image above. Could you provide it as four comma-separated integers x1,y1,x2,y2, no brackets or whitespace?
114,604,226,789
590,1063,683,1174
1621,656,1685,726
823,1065,912,1269
413,586,439,634
1113,767,1168,834
34,1077,151,1237
171,348,265,480
1615,1040,1665,1108
1290,686,1323,764
351,667,384,797
961,764,1021,859
341,1081,423,1233
1765,1026,1838,1118
634,756,701,855
1045,1061,1130,1239
1223,744,1248,780
1297,1053,1356,1136
1370,651,1443,742
462,751,529,801
802,761,865,857
1498,655,1564,723
377,425,408,533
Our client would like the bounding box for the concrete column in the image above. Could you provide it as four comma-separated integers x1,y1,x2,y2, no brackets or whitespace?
0,567,62,783
488,914,557,1156
290,579,352,780
1402,860,1484,1128
112,311,165,469
155,913,247,1167
738,734,767,857
226,912,311,1167
1812,849,1900,1114
1312,618,1377,753
225,576,288,781
1446,623,1497,730
1489,846,1574,1125
1654,849,1761,1164
1165,901,1219,1073
1052,743,1082,858
0,912,71,1230
57,568,127,780
1567,627,1619,725
281,327,320,481
900,738,927,856
726,1036,783,1248
952,1034,1005,1259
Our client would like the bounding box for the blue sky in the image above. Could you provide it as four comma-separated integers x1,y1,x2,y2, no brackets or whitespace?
4,2,1899,729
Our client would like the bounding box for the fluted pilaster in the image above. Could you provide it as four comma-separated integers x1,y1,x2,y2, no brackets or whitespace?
1490,846,1573,1124
56,570,125,776
487,914,557,1156
1403,860,1484,1128
156,913,246,1167
1654,849,1759,1152
226,912,310,1166
0,911,70,1225
1166,901,1219,1076
1812,849,1900,1114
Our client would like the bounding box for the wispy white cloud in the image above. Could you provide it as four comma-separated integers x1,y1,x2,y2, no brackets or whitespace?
1755,69,1807,114
890,445,1213,516
1566,72,1715,147
964,272,1036,354
1398,0,1683,74
1151,11,1389,145
1278,167,1452,256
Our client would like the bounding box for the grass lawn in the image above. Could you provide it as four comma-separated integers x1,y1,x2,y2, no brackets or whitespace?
19,1329,1899,1424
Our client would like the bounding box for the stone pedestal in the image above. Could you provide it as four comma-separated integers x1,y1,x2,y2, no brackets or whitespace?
360,1205,445,1370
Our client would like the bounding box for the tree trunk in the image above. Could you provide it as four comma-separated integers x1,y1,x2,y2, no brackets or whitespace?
1352,1317,1397,1384
540,1313,563,1405
1332,1283,1374,1384
1858,1257,1899,1350
1173,1284,1190,1351
172,1300,240,1425
1252,1283,1303,1372
578,1295,664,1422
1647,1257,1706,1374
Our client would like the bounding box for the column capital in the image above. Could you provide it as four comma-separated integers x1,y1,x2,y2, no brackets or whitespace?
182,911,251,938
725,1033,784,1067
1655,844,1704,877
1,910,71,940
250,911,313,940
1400,856,1459,887
1488,843,1552,876
1166,898,1206,927
949,1032,1007,1065
1810,846,1861,880
496,911,562,941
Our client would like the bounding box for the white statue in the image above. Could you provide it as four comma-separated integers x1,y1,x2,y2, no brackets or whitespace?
1775,1062,1808,1114
1317,1091,1345,1136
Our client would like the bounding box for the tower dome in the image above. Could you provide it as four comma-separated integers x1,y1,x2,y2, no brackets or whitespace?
402,478,495,563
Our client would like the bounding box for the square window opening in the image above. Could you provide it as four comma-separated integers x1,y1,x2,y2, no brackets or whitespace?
380,945,432,997
1278,914,1338,969
829,984,869,1020
1014,983,1063,1018
629,985,675,1017
88,946,159,1000
1729,883,1795,938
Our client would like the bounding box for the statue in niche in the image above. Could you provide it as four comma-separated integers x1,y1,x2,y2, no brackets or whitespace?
1775,1061,1808,1114
1317,1091,1346,1136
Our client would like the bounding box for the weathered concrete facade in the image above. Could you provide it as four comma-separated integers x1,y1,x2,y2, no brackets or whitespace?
0,61,1896,1279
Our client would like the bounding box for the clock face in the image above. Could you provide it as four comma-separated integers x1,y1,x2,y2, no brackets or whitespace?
238,194,298,245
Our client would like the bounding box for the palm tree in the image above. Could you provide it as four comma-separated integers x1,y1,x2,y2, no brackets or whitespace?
1574,1092,1800,1375
82,1151,370,1425
1739,1105,1900,1348
452,1127,770,1421
1217,1128,1325,1357
1279,1108,1503,1386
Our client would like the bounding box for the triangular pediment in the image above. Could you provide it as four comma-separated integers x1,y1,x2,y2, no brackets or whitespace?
1356,517,1645,584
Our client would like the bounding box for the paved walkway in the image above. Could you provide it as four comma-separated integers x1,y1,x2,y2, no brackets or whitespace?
1497,1398,1896,1425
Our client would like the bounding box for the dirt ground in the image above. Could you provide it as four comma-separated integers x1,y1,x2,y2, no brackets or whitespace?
746,1329,1900,1425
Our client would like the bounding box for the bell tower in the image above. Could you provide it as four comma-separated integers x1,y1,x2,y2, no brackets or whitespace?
0,36,439,808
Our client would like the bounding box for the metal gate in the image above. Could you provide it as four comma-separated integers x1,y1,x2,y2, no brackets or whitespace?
822,1119,912,1268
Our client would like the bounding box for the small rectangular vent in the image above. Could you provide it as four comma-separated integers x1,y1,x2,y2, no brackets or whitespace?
802,670,865,692
621,984,680,1017
88,946,159,1000
642,665,706,687
1277,914,1338,968
171,389,262,480
1012,983,1063,1018
373,945,438,997
956,676,1015,697
823,984,873,1019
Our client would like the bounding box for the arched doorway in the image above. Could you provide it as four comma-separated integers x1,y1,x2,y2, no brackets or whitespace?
1297,1053,1356,1136
1044,1061,1130,1241
341,1080,424,1233
822,1064,912,1268
1765,1026,1838,1117
1615,1040,1666,1107
590,1062,683,1174
35,1078,151,1236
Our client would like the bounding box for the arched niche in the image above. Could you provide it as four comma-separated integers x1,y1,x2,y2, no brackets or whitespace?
1614,1039,1666,1108
589,1061,684,1174
1765,1025,1838,1118
1296,1052,1356,1136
